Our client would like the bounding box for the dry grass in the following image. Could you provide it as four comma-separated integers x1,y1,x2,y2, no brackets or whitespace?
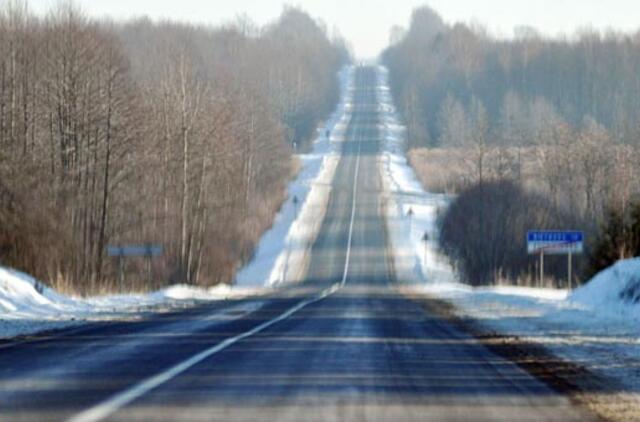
408,148,469,194
408,147,548,194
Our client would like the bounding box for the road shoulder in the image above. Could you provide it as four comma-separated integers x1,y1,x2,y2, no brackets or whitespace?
400,287,639,422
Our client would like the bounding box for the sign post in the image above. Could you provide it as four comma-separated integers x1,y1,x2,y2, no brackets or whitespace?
540,250,544,287
527,231,583,289
118,255,125,287
568,251,573,289
293,195,299,220
422,232,429,266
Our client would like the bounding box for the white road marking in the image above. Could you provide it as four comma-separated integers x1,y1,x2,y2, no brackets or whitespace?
67,285,338,422
341,120,362,287
67,92,365,422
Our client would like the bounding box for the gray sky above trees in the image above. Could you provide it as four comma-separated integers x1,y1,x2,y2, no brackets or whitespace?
30,0,640,58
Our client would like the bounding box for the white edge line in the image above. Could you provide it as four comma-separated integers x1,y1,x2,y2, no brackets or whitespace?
67,285,338,422
67,78,363,422
341,120,362,287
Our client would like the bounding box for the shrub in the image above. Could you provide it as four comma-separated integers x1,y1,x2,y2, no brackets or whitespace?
439,179,583,286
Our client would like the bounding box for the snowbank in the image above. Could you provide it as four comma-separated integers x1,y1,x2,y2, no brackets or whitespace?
376,66,455,286
0,267,81,319
235,66,355,287
571,258,640,320
0,266,255,339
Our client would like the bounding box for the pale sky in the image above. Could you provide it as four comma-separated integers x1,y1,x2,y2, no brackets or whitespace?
29,0,640,58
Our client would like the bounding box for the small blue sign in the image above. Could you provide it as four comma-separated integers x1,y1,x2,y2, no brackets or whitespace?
527,231,584,255
527,231,583,243
108,245,163,257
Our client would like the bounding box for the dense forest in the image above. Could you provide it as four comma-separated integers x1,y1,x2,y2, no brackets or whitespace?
0,1,348,294
383,6,640,286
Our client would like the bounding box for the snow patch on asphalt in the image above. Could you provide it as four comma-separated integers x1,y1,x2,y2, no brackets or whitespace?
376,65,640,392
235,65,355,287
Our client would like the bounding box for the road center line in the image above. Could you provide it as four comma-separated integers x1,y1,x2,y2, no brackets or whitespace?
67,82,364,422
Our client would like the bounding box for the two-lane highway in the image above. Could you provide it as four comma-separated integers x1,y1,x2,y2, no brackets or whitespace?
0,67,596,421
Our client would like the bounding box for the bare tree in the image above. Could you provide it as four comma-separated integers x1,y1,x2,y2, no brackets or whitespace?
469,96,490,183
0,2,348,293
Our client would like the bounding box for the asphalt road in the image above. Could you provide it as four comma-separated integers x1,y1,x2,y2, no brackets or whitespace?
0,67,596,422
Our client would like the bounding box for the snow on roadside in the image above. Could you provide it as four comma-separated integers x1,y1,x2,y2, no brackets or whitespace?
376,64,640,393
0,266,257,339
235,66,355,287
571,258,640,321
421,280,640,392
377,66,455,286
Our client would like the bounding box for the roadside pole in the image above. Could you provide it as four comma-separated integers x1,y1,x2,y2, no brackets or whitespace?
119,254,125,289
293,195,299,220
568,251,573,289
539,250,544,287
422,232,429,267
147,255,153,286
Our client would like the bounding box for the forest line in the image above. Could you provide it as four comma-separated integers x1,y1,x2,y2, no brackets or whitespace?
0,1,349,294
383,6,640,286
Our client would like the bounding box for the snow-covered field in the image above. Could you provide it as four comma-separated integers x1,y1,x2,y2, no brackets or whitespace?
0,67,355,339
376,65,640,394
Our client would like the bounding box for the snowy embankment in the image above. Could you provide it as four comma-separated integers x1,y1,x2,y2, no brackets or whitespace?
0,266,250,338
0,67,354,339
377,67,455,286
376,65,640,393
235,66,355,287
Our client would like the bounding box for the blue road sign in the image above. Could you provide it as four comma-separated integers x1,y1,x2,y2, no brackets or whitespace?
527,231,584,255
107,245,163,257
